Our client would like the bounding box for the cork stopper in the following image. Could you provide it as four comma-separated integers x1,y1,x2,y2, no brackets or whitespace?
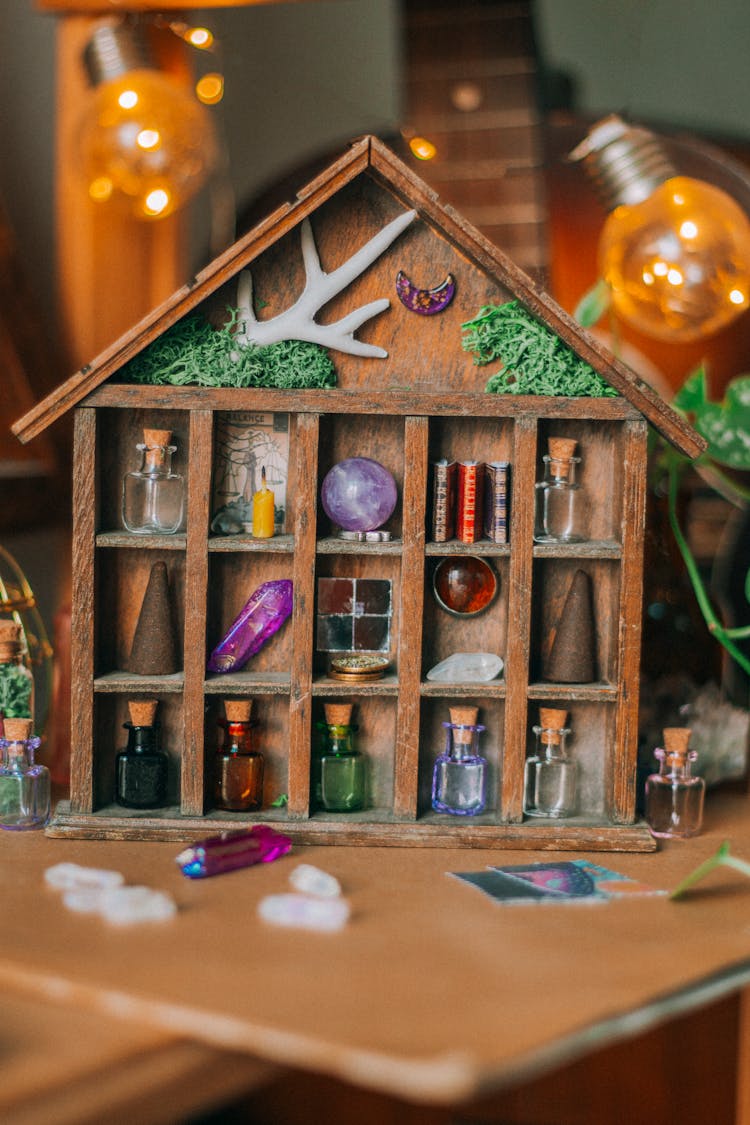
143,428,172,448
539,707,568,746
0,621,21,642
225,699,253,723
143,429,172,469
547,438,577,480
450,706,479,745
324,703,353,727
663,727,691,756
128,699,158,727
3,717,32,741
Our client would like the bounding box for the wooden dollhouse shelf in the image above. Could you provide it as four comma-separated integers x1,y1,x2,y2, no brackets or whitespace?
22,136,704,852
48,391,655,851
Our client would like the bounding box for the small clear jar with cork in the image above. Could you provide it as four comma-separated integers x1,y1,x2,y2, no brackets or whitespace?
317,703,365,812
534,437,586,543
524,708,576,818
0,620,34,733
645,727,705,839
121,428,185,535
431,706,487,816
115,699,169,809
215,699,264,812
0,717,50,830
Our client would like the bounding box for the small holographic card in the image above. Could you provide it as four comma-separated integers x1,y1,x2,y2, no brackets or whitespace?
450,860,665,904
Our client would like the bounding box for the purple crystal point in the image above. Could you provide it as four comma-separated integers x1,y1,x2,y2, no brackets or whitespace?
320,457,397,532
207,579,293,672
176,825,293,879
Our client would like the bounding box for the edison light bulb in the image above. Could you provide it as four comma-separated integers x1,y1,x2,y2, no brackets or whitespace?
571,116,750,342
79,21,218,220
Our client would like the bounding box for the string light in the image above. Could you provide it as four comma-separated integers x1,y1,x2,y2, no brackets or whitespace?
571,116,750,342
78,19,221,220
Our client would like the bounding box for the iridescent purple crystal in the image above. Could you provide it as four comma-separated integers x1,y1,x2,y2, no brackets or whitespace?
207,579,293,672
320,457,397,532
175,825,292,879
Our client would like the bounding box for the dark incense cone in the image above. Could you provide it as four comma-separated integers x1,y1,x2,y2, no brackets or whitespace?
543,568,596,683
126,561,178,675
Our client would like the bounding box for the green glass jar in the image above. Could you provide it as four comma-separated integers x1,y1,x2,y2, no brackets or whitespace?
317,703,365,812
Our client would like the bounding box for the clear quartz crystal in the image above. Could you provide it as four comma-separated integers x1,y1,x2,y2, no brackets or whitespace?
645,745,705,839
432,721,487,816
534,455,585,543
122,441,185,534
524,725,576,818
0,728,50,830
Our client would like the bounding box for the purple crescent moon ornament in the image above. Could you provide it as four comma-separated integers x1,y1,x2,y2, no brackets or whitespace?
321,457,397,532
396,270,455,315
207,579,293,672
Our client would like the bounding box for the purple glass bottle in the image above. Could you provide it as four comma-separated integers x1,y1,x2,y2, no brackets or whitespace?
432,706,487,816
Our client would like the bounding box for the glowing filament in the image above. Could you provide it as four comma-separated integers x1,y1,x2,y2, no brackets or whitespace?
729,289,746,305
186,27,213,49
137,129,160,151
409,136,437,161
143,188,170,216
680,220,698,239
196,73,224,105
118,90,138,110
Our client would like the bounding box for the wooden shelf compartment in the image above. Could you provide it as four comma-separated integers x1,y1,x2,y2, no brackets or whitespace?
417,694,505,817
90,693,184,813
203,693,290,815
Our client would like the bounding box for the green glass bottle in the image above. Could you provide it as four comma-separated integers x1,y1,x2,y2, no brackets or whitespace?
318,703,365,812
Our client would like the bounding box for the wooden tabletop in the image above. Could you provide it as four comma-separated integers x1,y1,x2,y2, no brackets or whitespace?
3,794,750,1108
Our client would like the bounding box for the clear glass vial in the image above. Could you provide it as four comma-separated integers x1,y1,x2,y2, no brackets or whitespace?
524,707,576,818
645,726,704,839
115,700,168,809
215,699,264,812
0,717,50,830
318,703,365,812
432,706,487,816
534,437,586,543
122,427,185,535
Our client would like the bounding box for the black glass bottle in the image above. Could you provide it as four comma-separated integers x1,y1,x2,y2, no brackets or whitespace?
116,700,168,809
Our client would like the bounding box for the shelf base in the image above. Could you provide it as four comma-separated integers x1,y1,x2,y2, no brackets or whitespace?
46,801,656,852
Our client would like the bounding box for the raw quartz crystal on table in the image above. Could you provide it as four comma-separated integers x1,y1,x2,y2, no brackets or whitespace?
207,579,293,673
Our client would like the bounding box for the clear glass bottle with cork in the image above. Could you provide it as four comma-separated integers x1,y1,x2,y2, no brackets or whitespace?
122,428,185,535
0,621,34,733
534,437,586,543
431,706,487,816
645,727,705,838
0,717,50,830
318,703,365,812
524,708,577,818
215,699,264,812
115,699,169,808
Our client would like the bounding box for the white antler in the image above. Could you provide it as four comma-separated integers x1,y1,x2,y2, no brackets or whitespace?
234,209,417,358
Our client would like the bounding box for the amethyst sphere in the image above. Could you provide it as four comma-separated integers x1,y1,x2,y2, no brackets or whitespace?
321,457,398,531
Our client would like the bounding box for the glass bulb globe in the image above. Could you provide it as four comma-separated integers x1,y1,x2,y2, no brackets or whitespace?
599,175,750,341
78,69,218,220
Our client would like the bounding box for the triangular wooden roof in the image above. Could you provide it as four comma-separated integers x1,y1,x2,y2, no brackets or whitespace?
13,134,704,458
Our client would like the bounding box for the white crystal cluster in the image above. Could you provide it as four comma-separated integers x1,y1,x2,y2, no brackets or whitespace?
45,862,177,926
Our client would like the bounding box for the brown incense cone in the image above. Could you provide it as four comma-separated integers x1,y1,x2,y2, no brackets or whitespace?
128,700,158,727
3,717,33,740
539,707,567,745
450,706,479,744
324,703,353,726
543,569,596,683
225,699,253,723
126,561,178,675
663,727,691,755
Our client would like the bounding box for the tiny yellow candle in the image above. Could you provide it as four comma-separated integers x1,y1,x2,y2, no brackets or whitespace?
252,466,275,538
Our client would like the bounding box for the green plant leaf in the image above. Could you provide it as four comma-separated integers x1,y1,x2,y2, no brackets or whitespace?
574,279,611,328
673,365,708,413
673,369,750,470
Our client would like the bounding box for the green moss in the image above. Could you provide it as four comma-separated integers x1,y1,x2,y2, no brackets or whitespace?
121,311,336,390
462,301,618,397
